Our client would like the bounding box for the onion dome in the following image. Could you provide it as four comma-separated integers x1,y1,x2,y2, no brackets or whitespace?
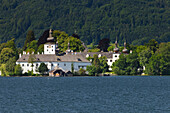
114,40,119,53
122,41,128,53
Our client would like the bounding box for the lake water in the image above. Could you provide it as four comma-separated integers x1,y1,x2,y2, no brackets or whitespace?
0,76,169,113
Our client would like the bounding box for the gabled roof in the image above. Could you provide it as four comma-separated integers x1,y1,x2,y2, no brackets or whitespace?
77,52,120,58
17,54,90,63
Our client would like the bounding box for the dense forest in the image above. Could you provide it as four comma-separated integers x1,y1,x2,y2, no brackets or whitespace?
0,0,169,47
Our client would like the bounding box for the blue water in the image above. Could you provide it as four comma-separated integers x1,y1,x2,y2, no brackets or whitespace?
0,76,169,113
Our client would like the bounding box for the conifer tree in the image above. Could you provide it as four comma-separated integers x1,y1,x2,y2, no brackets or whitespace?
23,30,35,50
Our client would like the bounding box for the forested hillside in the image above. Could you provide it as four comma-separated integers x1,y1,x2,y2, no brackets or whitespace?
0,0,169,47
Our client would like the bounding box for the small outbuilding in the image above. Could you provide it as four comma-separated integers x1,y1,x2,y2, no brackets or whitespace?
49,69,65,77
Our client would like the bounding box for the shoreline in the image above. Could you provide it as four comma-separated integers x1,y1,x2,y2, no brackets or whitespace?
0,75,169,77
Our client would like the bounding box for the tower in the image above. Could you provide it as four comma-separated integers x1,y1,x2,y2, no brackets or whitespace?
44,29,56,54
114,39,119,53
122,41,128,53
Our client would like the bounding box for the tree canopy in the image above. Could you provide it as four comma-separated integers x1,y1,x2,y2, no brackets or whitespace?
0,0,169,46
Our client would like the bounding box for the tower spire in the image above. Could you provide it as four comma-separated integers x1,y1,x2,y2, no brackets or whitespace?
114,36,119,53
47,29,54,41
122,40,128,53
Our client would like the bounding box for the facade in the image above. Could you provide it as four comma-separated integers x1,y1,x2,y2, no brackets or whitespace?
16,29,91,75
77,52,120,70
16,29,129,75
16,54,91,74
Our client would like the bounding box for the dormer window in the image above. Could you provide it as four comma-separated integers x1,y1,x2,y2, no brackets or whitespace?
77,58,82,61
57,58,61,61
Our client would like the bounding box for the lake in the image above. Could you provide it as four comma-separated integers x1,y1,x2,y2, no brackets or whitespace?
0,76,169,113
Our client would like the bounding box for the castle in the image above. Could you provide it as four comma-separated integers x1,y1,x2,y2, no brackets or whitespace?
16,29,129,76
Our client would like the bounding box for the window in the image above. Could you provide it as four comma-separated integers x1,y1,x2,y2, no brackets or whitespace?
52,64,53,66
47,49,48,51
58,63,59,66
115,55,117,57
110,60,112,62
78,66,80,69
77,58,82,61
52,49,53,51
27,64,29,67
57,58,61,61
47,46,49,48
64,64,66,66
52,46,53,48
106,60,108,62
22,64,24,67
36,64,38,67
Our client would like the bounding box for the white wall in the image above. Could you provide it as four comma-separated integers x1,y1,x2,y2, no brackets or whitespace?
44,44,56,54
16,61,91,74
107,53,120,70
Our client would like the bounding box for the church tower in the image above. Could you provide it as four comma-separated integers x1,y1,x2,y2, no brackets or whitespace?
114,38,119,53
44,29,56,54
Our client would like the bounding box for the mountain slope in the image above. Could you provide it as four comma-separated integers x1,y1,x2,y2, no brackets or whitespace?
0,0,169,47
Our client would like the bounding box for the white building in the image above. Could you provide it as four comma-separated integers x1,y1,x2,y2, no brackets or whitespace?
16,29,129,75
16,29,91,75
78,52,120,70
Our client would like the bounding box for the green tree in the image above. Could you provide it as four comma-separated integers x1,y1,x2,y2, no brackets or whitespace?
0,64,7,76
0,48,15,64
145,42,170,75
5,57,16,76
28,54,36,71
126,52,140,75
99,56,109,73
71,63,74,73
138,48,152,71
37,44,44,54
145,39,158,53
26,40,38,53
145,54,166,75
86,65,98,76
86,54,109,75
23,30,35,50
112,54,127,75
38,63,48,75
53,30,84,52
79,68,86,75
15,64,23,76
